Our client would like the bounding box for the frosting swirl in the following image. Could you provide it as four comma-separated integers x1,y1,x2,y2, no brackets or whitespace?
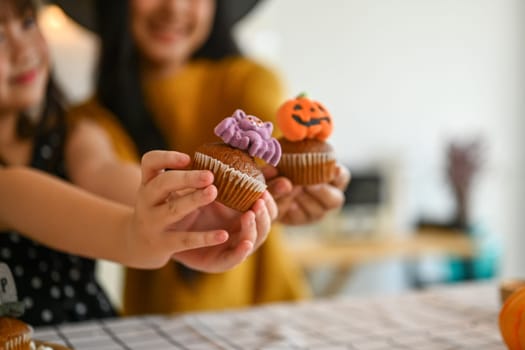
214,109,282,166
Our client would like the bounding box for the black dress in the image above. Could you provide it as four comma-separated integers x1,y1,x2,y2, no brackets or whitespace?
0,124,117,326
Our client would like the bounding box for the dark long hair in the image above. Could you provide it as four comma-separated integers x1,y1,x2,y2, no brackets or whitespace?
94,0,242,155
0,0,68,167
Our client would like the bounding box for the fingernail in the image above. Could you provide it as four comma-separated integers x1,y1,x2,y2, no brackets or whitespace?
204,185,217,196
215,231,228,242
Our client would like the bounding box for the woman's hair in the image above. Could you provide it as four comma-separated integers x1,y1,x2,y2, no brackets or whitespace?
95,0,242,155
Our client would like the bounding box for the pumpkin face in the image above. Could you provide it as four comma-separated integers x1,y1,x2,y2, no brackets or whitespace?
277,93,333,142
499,286,525,349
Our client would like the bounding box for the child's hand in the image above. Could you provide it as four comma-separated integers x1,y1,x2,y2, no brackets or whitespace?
125,150,278,272
124,151,229,269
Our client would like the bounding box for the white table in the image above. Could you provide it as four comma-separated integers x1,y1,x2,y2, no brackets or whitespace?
34,281,505,350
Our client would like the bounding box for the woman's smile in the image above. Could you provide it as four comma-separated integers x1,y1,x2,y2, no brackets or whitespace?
147,21,189,44
131,0,215,72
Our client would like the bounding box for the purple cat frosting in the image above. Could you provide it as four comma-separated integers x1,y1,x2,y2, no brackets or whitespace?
214,109,282,166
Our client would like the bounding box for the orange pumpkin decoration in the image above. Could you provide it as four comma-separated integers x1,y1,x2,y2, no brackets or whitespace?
499,286,525,349
277,93,333,142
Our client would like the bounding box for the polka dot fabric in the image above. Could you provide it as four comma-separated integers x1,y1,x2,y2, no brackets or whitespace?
0,125,117,326
0,233,116,326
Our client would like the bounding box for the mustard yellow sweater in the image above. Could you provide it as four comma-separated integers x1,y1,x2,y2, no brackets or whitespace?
68,57,311,314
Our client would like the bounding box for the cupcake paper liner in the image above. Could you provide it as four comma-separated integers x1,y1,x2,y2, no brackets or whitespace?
193,152,266,212
0,318,33,350
3,332,31,350
278,152,336,185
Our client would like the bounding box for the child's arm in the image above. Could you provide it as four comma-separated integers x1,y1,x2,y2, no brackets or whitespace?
0,152,233,269
65,119,277,256
0,166,128,256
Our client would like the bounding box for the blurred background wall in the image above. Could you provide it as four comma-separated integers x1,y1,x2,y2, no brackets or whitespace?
237,0,522,249
41,0,524,303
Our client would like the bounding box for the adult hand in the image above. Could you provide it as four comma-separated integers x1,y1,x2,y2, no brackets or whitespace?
171,190,277,272
264,163,351,226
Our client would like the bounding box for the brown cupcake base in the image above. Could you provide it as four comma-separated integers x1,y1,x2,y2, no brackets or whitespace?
193,152,266,212
277,152,336,185
0,317,32,350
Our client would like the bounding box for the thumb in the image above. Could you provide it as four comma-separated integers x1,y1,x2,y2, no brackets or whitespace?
267,177,293,200
261,165,278,180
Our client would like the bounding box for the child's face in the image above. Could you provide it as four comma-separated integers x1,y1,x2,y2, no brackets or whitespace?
130,0,215,71
0,4,49,114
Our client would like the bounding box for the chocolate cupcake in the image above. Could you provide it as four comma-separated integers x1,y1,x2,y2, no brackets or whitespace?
276,93,336,185
0,263,31,350
0,263,70,350
0,317,32,350
0,318,70,350
193,109,281,212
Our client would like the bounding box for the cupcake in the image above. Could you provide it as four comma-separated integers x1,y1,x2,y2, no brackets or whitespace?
192,109,282,212
0,262,69,350
1,263,31,350
276,93,336,185
0,263,69,350
0,317,32,350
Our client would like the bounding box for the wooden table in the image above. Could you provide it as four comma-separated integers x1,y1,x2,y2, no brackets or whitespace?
285,228,476,296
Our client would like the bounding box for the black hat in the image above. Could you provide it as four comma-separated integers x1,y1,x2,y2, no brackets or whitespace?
218,0,261,28
48,0,261,33
48,0,96,32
